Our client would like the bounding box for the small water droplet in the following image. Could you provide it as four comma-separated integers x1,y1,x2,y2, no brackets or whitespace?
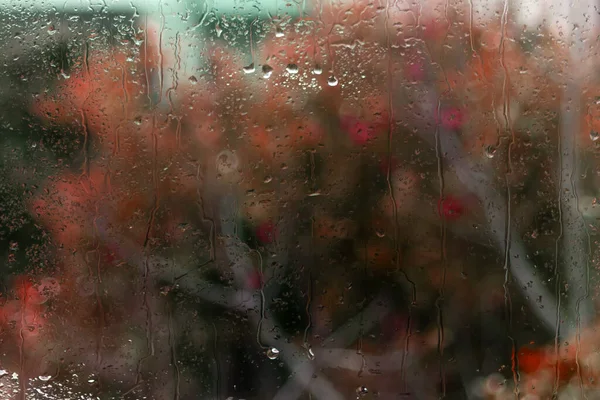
531,230,538,239
306,346,315,360
266,347,280,360
11,372,19,381
188,75,198,85
9,241,18,251
262,64,273,79
87,378,96,384
0,370,7,378
275,26,284,38
215,23,223,37
590,130,599,141
31,142,37,149
47,25,56,35
375,230,385,238
60,70,70,79
38,375,52,382
243,63,255,74
264,175,273,183
327,76,338,86
356,386,369,397
133,116,142,126
484,145,497,159
595,96,600,105
286,63,298,74
313,64,323,75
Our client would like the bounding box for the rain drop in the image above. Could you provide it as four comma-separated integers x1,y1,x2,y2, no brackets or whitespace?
484,145,497,159
133,116,142,126
0,370,7,378
306,346,315,360
356,386,369,397
188,75,198,85
38,375,52,382
266,347,280,360
590,130,599,141
264,175,273,183
215,22,223,37
243,63,255,74
286,64,299,74
262,64,273,79
313,64,323,75
9,241,18,251
327,76,338,86
275,26,284,38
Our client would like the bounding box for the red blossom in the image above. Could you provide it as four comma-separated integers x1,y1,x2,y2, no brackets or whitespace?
439,107,466,130
438,195,465,220
256,220,277,244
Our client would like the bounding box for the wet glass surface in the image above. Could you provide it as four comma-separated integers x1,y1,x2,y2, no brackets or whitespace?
0,0,599,399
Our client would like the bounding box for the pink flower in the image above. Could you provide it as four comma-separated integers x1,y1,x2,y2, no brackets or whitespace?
406,61,426,81
340,116,379,146
247,269,263,290
439,107,466,130
256,220,277,244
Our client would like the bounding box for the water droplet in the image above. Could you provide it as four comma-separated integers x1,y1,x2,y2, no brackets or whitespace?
38,375,52,382
216,150,239,175
215,23,223,37
264,175,273,183
327,76,338,86
31,142,37,149
286,64,298,74
595,96,600,105
9,241,18,251
243,63,255,74
375,230,385,238
266,347,280,360
60,71,70,79
531,230,539,239
275,26,284,38
262,64,273,79
484,145,497,159
133,116,142,126
87,378,96,384
313,64,323,75
590,130,599,141
0,370,7,378
306,346,315,360
11,372,19,381
356,386,369,397
47,25,56,35
188,75,198,85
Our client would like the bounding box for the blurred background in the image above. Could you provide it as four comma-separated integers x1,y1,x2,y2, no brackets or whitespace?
0,0,599,399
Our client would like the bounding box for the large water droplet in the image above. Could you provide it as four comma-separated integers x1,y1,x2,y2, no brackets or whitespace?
188,75,198,85
215,23,223,37
216,150,239,175
484,145,497,159
313,64,323,75
275,26,284,38
243,63,255,74
286,64,299,74
266,347,280,360
590,130,599,141
38,375,52,382
327,76,338,86
262,64,273,79
0,370,7,378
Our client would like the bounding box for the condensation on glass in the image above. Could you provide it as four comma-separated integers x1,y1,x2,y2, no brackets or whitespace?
0,0,599,399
